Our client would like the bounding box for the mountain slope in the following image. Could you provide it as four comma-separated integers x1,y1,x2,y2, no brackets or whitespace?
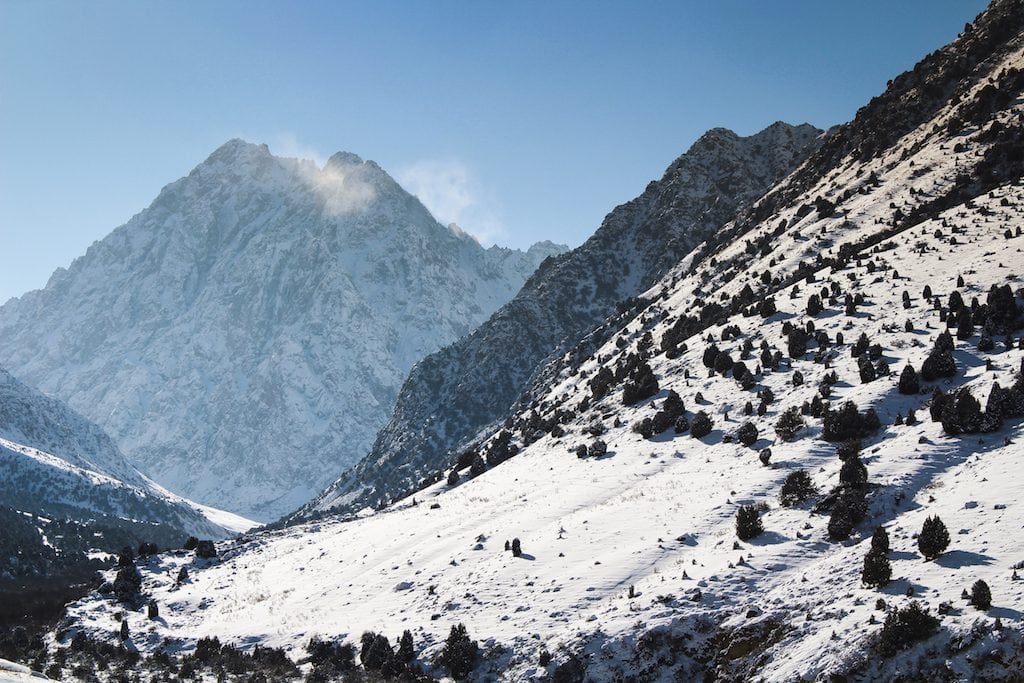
53,2,1024,680
0,142,563,521
303,121,822,519
0,364,244,584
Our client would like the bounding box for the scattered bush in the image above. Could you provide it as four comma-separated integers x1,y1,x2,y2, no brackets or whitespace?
877,602,939,657
735,505,764,541
690,411,714,439
970,579,992,610
779,470,817,507
737,421,758,447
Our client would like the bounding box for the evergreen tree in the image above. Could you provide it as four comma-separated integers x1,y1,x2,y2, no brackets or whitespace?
878,602,939,657
690,411,714,439
774,406,805,441
918,515,950,560
862,550,892,587
871,526,890,555
970,579,992,610
828,490,867,541
622,362,659,405
398,630,415,663
807,294,823,316
779,470,817,507
737,421,758,447
839,456,868,487
898,365,920,395
735,505,764,541
440,624,478,680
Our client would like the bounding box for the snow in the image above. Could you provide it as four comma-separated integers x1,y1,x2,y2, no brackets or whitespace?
66,188,1024,678
0,659,47,681
61,28,1024,678
0,367,240,539
0,141,564,521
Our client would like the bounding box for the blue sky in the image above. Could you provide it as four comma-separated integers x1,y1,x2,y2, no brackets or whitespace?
0,0,988,304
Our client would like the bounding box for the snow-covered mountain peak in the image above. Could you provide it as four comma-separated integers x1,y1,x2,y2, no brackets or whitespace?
0,141,565,521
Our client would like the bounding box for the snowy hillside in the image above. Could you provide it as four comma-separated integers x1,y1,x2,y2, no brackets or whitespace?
48,2,1024,680
0,142,564,521
0,366,245,558
303,121,822,521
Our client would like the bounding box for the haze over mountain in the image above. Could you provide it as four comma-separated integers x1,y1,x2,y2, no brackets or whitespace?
301,120,822,520
0,142,564,521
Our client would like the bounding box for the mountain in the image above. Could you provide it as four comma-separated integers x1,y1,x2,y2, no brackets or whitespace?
0,141,564,521
45,1,1024,680
0,364,246,582
301,121,822,520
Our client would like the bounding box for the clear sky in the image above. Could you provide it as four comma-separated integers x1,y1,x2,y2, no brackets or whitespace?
0,0,989,304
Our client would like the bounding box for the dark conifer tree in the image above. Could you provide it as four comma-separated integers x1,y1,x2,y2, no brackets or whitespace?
862,550,892,587
898,365,920,395
970,579,992,610
735,505,764,541
918,515,950,560
871,526,890,555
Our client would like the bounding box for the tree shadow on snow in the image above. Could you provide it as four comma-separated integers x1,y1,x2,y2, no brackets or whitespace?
989,605,1024,621
748,531,787,546
933,549,995,569
516,552,537,561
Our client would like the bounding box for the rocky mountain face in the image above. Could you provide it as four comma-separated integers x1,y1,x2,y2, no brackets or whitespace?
301,121,822,519
0,142,563,521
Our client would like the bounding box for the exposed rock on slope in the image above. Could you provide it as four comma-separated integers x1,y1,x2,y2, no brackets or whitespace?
0,142,563,521
304,121,822,518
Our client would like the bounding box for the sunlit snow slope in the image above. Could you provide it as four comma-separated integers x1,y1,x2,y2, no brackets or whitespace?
63,2,1024,680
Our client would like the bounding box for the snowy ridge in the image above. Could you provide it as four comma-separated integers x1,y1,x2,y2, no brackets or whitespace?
0,142,564,521
302,121,822,520
0,366,243,541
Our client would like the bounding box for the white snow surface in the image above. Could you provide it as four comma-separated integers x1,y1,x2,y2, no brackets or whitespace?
0,141,564,521
65,38,1024,680
0,659,47,682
